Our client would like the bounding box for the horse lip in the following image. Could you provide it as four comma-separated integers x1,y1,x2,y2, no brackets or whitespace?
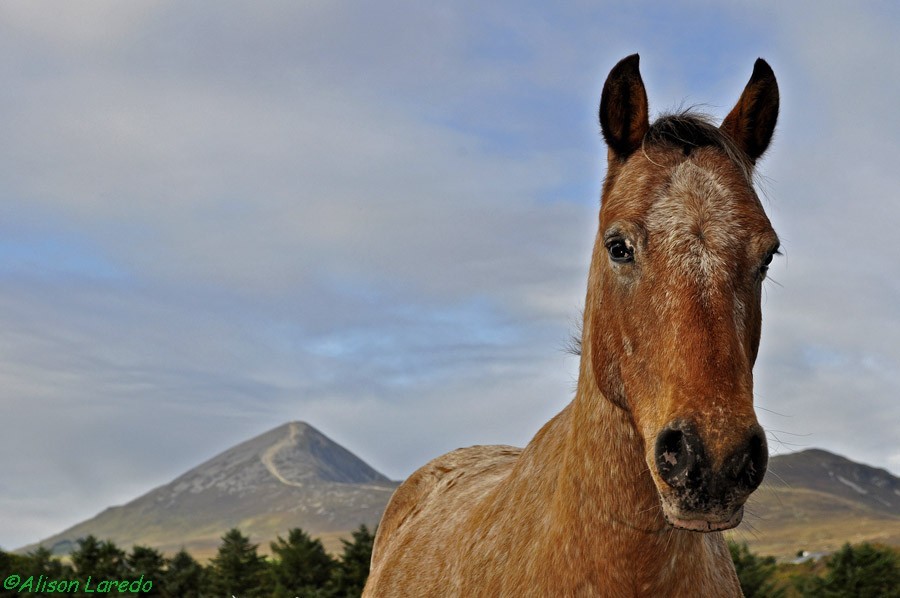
664,505,743,532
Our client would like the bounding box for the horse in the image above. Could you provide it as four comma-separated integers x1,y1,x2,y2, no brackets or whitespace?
364,54,780,597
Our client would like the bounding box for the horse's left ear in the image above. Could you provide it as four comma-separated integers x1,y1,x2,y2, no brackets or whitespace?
720,59,779,164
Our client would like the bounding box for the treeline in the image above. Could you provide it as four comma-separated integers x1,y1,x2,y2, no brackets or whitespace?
0,525,374,597
4,531,899,597
729,540,900,597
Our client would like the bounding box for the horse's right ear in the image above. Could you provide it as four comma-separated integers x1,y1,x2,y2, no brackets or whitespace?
599,54,650,160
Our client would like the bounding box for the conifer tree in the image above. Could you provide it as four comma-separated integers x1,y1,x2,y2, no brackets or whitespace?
70,536,127,580
207,528,269,597
126,545,164,596
327,525,375,598
0,547,19,576
161,549,204,598
0,549,31,598
269,528,335,597
28,546,73,579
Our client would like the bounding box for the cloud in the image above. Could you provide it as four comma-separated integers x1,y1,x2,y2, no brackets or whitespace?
743,1,900,468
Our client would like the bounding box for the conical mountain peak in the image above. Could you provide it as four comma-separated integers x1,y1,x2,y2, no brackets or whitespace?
23,421,397,558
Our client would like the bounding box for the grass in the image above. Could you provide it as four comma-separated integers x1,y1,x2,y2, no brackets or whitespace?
727,485,900,559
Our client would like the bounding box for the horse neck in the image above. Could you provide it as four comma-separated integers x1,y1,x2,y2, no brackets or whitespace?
546,307,707,564
557,355,663,533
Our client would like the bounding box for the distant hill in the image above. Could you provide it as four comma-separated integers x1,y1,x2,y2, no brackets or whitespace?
728,449,900,558
22,422,398,559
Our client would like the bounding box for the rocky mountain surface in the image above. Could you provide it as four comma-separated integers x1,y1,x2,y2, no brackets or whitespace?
25,422,398,558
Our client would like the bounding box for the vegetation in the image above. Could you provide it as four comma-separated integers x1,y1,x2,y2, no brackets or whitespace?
728,540,785,598
3,531,897,596
268,528,335,597
327,525,376,597
728,540,900,598
161,549,204,597
793,542,900,597
0,524,376,597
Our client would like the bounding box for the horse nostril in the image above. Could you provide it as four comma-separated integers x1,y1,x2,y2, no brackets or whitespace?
727,427,768,492
654,426,701,488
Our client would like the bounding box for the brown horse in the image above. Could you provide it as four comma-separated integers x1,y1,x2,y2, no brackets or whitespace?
364,54,780,597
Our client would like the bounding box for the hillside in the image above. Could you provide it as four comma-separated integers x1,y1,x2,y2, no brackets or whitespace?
728,449,900,558
24,422,398,559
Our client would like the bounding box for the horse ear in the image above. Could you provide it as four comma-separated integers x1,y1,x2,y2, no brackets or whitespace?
720,59,779,164
599,54,650,160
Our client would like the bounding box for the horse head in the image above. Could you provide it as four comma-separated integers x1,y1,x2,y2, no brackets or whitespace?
588,54,779,531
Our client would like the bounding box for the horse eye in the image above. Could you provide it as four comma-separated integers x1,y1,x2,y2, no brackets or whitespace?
606,239,634,263
759,246,780,277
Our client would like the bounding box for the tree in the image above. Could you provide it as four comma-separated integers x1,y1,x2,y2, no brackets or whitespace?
799,542,900,597
0,548,30,598
126,545,165,596
0,546,20,572
269,528,335,597
327,525,375,598
70,536,127,580
161,549,205,598
207,528,270,597
0,546,77,597
23,546,73,579
727,540,784,598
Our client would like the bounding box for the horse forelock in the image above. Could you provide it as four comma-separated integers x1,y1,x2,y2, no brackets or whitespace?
601,115,773,299
643,111,754,182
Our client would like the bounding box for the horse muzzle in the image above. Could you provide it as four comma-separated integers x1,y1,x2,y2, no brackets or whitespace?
651,420,768,532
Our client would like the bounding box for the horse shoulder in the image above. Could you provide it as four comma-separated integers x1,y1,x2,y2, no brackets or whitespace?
366,445,522,595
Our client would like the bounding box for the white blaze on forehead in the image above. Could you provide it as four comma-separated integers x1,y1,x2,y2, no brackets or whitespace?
645,160,746,285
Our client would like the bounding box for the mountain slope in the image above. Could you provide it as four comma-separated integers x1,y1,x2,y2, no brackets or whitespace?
25,422,398,558
729,449,900,558
762,448,900,515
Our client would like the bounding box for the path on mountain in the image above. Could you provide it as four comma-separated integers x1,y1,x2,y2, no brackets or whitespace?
261,421,306,488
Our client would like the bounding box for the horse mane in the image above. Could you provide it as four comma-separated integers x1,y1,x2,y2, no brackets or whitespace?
643,110,753,179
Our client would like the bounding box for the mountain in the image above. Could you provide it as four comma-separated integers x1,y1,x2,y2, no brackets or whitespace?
24,422,398,559
24,427,899,562
728,449,900,558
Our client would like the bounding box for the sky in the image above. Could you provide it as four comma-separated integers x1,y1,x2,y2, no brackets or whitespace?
1,1,898,551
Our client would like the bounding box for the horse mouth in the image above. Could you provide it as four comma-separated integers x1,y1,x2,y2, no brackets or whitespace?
663,505,744,532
